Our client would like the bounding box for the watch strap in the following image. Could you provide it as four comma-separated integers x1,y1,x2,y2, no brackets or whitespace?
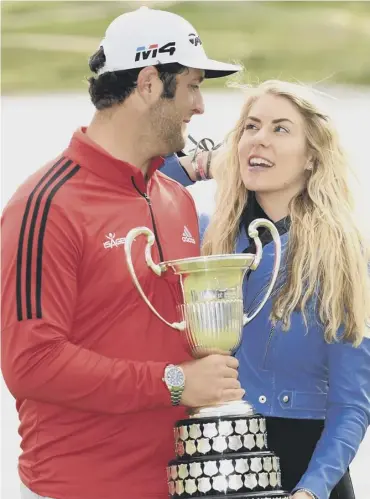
169,385,184,406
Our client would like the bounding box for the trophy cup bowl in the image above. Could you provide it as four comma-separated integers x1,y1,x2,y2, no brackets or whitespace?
124,219,289,498
124,218,280,418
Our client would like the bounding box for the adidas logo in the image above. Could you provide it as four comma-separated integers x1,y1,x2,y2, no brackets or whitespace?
182,226,196,244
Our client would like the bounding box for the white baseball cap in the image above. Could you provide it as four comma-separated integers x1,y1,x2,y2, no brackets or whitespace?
97,6,241,78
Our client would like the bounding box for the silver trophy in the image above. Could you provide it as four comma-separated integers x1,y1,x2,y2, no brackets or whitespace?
124,218,281,418
124,219,289,499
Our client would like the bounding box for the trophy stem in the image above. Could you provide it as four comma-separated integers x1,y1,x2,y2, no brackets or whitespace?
189,399,255,419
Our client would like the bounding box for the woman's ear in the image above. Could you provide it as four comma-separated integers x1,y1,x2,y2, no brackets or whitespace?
305,156,315,171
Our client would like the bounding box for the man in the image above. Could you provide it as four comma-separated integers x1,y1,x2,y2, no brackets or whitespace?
1,6,243,499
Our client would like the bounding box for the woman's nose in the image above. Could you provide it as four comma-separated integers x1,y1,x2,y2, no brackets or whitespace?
252,127,271,147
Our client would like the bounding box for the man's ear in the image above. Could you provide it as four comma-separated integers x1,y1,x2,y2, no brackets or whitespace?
136,66,162,102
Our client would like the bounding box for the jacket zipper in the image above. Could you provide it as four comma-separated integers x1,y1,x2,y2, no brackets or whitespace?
131,178,164,262
262,323,276,368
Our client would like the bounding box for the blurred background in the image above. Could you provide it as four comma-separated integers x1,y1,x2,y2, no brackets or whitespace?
2,0,370,93
1,1,370,498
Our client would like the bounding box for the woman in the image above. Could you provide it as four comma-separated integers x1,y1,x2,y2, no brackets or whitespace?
160,80,370,499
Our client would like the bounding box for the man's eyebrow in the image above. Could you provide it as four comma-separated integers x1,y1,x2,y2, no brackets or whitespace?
247,116,294,125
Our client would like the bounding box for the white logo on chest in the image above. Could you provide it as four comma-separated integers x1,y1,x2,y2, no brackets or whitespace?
182,226,196,244
103,232,126,249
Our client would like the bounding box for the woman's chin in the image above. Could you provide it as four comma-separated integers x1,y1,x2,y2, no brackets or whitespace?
242,179,269,193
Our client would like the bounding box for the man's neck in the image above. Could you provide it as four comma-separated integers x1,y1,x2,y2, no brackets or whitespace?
86,110,156,175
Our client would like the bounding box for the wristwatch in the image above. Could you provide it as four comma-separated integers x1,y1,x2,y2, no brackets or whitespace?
163,364,185,406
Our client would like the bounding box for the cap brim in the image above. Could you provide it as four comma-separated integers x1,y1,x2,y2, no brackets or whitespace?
181,57,242,79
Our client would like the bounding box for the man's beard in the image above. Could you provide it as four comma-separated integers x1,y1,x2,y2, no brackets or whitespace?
149,99,185,155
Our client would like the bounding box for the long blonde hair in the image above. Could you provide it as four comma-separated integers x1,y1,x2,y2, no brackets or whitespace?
202,80,370,345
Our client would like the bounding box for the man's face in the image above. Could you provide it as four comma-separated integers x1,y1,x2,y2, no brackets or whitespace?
149,68,205,155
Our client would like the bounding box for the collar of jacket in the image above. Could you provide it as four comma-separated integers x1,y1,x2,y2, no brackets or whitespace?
240,193,291,253
64,127,164,192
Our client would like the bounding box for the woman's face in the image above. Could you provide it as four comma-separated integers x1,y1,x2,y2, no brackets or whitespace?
238,93,312,195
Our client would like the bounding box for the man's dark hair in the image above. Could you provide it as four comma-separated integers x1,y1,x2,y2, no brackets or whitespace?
88,47,188,110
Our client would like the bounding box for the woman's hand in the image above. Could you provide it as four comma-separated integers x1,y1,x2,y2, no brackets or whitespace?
291,491,315,499
179,150,213,182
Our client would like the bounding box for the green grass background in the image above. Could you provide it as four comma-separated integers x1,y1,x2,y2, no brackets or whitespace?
2,1,370,94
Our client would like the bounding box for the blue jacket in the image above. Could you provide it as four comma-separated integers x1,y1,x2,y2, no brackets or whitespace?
161,154,370,499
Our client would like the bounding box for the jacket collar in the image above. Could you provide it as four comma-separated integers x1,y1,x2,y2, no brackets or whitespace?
64,127,164,191
239,193,291,253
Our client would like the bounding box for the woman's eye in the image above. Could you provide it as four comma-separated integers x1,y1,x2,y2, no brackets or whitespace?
190,85,200,90
245,123,257,130
275,125,289,133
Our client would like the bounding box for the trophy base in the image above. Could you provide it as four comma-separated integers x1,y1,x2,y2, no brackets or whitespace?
190,400,254,419
189,493,290,499
168,413,290,498
168,450,289,498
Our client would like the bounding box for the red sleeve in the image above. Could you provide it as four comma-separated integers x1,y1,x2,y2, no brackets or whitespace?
1,180,171,414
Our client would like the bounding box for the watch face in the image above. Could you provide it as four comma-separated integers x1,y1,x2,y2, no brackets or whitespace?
167,367,185,387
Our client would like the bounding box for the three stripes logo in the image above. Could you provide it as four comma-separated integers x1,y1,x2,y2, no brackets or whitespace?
182,226,196,244
16,157,80,321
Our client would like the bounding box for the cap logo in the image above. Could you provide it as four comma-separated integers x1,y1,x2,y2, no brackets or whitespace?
135,42,176,62
188,33,202,47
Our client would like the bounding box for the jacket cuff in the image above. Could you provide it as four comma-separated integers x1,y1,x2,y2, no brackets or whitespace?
160,154,194,187
293,477,327,499
293,488,318,499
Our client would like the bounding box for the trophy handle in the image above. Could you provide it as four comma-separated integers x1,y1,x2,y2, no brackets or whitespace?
124,227,186,331
243,218,282,325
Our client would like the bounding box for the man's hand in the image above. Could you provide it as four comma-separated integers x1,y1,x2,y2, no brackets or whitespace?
179,354,244,407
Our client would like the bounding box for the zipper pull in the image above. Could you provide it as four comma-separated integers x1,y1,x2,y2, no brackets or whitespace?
143,193,151,204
